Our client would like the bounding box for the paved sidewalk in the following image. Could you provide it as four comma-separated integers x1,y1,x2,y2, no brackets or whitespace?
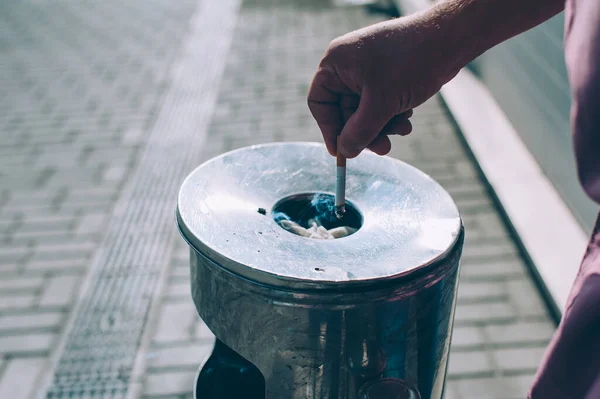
0,0,555,398
0,0,198,397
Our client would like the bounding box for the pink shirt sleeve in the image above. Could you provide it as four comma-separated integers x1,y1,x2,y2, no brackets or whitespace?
529,2,600,398
565,0,600,204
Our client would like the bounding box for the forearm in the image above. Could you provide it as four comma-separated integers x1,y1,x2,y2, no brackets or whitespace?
426,0,565,68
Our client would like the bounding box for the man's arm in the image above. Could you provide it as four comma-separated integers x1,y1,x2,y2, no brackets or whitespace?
438,0,565,69
308,0,565,158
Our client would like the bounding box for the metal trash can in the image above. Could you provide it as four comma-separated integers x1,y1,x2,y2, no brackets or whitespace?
177,142,464,399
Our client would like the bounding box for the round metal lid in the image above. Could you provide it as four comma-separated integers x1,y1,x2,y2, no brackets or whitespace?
177,142,461,289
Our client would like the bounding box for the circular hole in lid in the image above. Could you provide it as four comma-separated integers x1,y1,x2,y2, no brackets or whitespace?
271,193,362,239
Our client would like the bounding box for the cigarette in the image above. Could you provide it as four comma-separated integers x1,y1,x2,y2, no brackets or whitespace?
279,220,311,237
335,137,346,219
328,226,357,239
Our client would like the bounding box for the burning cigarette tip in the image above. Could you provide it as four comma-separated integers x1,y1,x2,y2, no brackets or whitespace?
334,205,346,220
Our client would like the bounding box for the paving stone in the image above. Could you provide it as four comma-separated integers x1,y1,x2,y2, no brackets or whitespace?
10,229,78,243
455,197,495,215
165,280,191,300
0,357,46,399
506,279,550,318
0,219,18,236
447,350,494,377
143,370,196,396
24,257,88,273
103,165,130,182
2,195,61,212
170,266,190,279
27,233,100,247
146,341,214,369
152,301,198,344
38,275,80,307
457,281,506,304
0,190,57,203
0,311,64,332
28,246,92,263
492,347,547,372
454,302,516,325
459,259,527,281
463,232,509,247
122,127,146,145
58,200,115,214
0,293,36,311
0,245,29,264
14,219,73,234
2,207,74,221
0,262,20,274
466,212,509,240
65,187,118,202
31,240,97,254
450,326,486,349
194,319,215,341
86,148,138,168
0,333,56,355
443,381,463,399
456,375,535,398
453,159,481,179
461,241,519,261
443,182,487,200
0,276,44,292
484,321,555,347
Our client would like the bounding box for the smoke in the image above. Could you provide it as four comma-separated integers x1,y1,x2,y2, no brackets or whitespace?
309,193,337,223
272,193,340,231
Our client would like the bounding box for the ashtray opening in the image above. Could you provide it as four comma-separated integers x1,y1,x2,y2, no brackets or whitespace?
271,193,362,239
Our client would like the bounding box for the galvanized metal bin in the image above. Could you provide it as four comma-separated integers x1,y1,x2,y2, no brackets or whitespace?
177,142,464,399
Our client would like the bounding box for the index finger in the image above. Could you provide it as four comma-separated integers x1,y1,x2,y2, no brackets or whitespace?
307,69,348,155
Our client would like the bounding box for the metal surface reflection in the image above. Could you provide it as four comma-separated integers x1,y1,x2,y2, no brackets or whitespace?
177,143,464,399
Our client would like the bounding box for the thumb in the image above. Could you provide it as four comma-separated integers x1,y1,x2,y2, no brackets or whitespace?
338,90,393,158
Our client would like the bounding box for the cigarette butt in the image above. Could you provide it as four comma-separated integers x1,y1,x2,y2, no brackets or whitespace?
317,225,334,239
334,205,346,219
308,218,321,228
328,226,357,238
310,226,334,240
279,220,311,237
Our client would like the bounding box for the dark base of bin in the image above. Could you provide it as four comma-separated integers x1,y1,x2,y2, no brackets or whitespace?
194,339,265,399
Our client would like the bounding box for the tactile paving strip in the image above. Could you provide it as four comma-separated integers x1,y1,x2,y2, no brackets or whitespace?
44,0,241,397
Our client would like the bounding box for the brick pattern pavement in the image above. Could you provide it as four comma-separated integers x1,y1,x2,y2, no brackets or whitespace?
137,1,556,398
0,1,198,397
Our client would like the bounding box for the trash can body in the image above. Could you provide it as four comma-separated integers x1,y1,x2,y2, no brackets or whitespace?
177,143,464,399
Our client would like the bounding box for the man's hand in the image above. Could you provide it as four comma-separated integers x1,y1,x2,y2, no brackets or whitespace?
308,15,462,158
308,0,564,159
